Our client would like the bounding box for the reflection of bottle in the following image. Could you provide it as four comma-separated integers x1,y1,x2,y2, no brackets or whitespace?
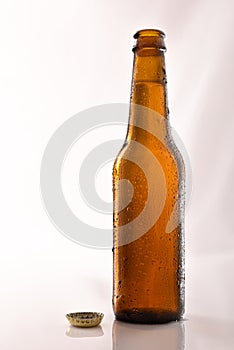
113,29,185,323
112,319,185,350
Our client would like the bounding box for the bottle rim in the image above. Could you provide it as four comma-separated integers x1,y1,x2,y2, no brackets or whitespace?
133,29,165,39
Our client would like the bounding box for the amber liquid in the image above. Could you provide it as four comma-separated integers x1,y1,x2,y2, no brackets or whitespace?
112,30,185,324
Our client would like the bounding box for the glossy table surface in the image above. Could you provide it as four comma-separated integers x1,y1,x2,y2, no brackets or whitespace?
66,315,234,350
2,255,234,350
2,302,234,349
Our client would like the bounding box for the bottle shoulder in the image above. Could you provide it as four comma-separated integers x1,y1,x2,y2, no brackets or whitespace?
114,135,183,162
113,135,185,180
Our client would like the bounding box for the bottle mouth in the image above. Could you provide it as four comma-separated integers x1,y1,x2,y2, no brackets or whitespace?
133,29,166,54
133,29,165,39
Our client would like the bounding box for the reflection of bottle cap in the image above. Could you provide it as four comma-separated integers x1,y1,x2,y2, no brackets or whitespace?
66,325,104,338
66,312,104,328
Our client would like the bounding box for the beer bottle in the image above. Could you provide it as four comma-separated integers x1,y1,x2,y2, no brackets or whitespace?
112,29,185,323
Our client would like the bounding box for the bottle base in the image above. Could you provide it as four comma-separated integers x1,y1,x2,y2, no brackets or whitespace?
115,308,182,324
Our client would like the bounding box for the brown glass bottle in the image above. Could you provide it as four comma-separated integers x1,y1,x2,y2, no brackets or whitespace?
112,29,185,324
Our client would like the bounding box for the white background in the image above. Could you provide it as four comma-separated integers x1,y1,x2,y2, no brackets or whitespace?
1,0,234,349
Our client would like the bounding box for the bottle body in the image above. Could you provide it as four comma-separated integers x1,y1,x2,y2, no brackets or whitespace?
112,29,185,324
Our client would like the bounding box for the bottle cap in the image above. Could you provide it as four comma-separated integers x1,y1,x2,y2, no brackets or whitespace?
66,312,104,328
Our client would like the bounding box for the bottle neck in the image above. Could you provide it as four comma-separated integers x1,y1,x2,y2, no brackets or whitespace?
127,30,169,142
130,51,168,117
